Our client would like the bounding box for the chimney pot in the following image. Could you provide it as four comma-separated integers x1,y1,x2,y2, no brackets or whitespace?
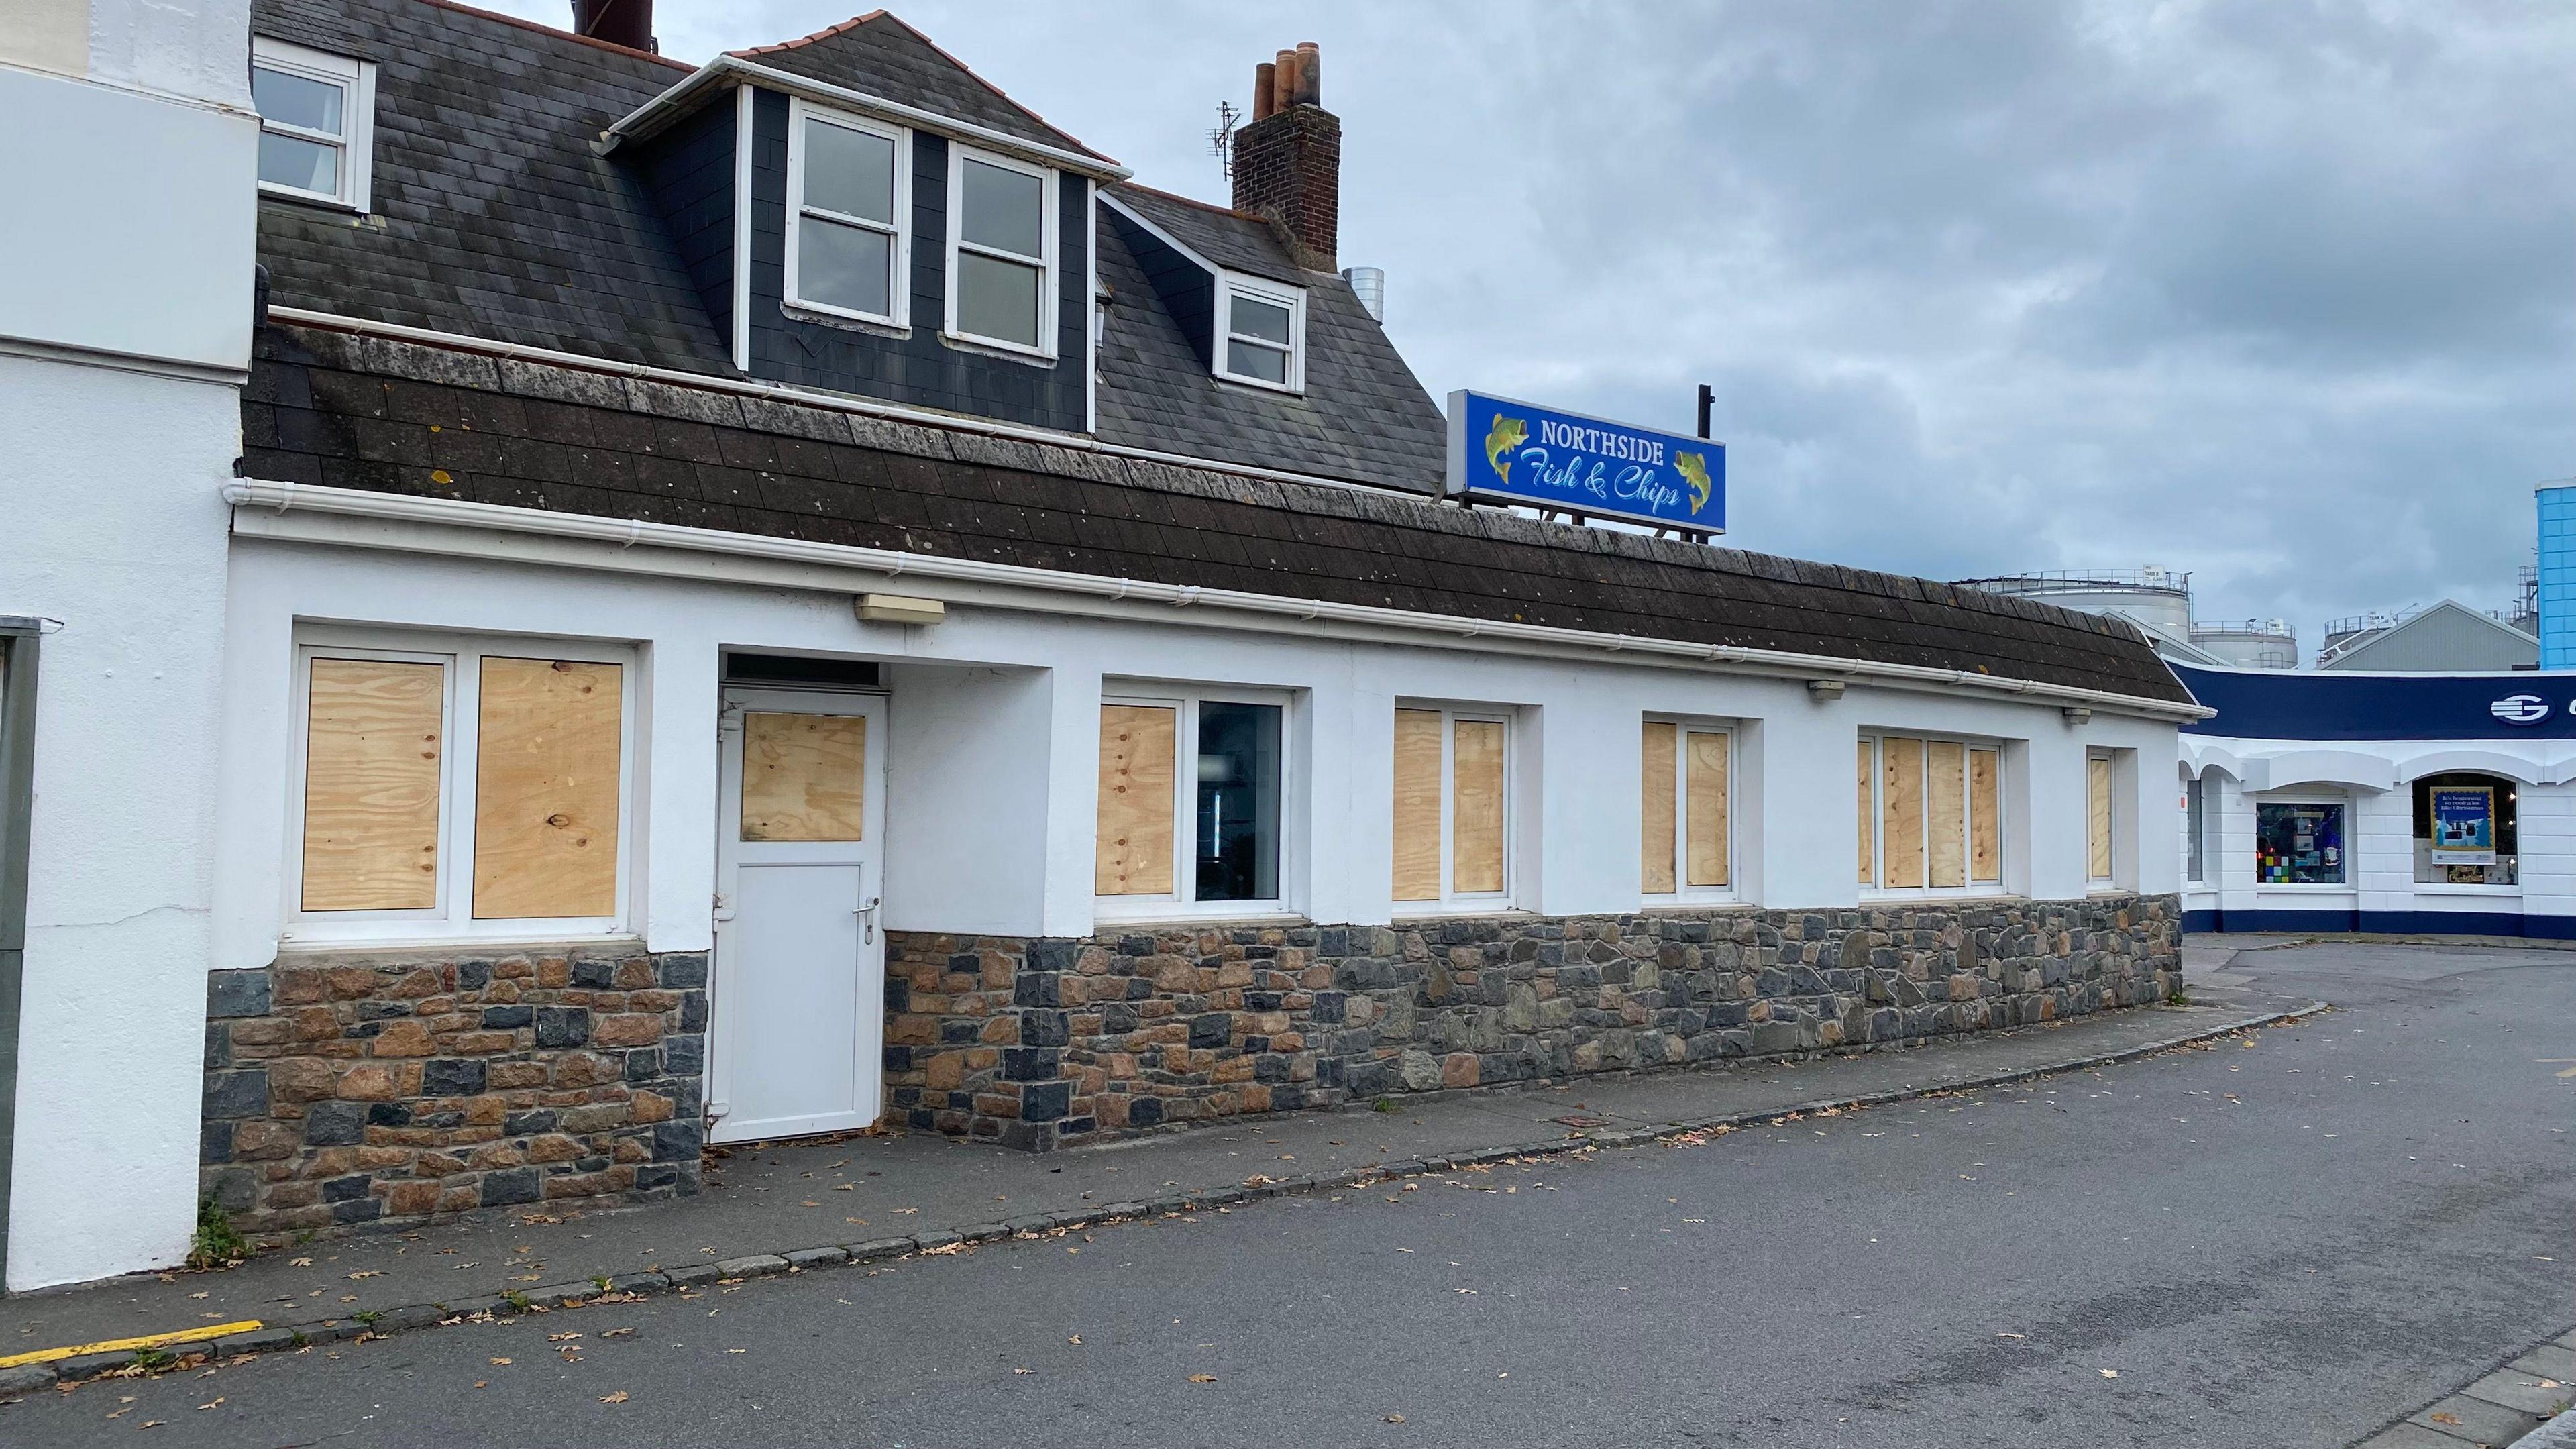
1252,61,1275,121
570,0,653,52
1293,42,1320,105
1272,49,1296,113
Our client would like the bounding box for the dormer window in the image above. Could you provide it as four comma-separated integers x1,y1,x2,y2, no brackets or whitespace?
947,147,1057,357
1216,273,1304,392
786,99,910,326
252,38,373,211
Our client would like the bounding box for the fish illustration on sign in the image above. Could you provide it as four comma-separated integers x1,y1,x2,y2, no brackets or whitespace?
1675,451,1712,515
1483,415,1528,482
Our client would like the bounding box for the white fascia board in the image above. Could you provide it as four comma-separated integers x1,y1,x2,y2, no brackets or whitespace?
1099,194,1220,278
600,55,1132,182
223,479,2214,724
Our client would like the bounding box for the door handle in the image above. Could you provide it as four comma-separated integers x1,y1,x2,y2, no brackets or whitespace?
854,896,880,945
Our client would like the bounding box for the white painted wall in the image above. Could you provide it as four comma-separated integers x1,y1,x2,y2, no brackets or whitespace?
1,0,256,1293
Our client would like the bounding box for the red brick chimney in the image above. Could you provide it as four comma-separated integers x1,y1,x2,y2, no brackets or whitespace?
1231,40,1339,272
570,0,655,53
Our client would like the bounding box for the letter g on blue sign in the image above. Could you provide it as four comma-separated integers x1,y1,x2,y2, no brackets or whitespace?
2491,694,2550,724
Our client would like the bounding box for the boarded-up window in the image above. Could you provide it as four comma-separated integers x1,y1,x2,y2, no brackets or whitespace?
1857,740,1876,884
472,657,623,920
1969,748,2002,883
1881,736,1926,889
1927,740,1966,889
1452,719,1506,894
301,658,444,910
2088,753,2114,881
1686,731,1729,888
1096,704,1177,896
741,712,867,842
1640,721,1678,894
1392,709,1444,902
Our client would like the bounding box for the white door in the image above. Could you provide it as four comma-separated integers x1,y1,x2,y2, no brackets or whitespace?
709,688,888,1144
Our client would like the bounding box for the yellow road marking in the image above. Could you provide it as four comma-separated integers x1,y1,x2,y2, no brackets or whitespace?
0,1320,262,1369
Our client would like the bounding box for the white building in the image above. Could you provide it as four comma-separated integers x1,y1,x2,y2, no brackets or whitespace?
2,0,2198,1289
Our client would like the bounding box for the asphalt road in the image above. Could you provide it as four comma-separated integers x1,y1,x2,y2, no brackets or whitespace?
11,941,2575,1448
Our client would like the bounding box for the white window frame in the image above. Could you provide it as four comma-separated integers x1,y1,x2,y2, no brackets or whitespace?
784,97,912,329
252,36,374,212
1095,684,1295,923
1859,731,2010,902
281,627,639,947
1214,271,1306,393
1641,716,1735,906
944,142,1059,358
1394,703,1518,916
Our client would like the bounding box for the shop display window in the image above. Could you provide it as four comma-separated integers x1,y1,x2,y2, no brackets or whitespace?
2254,800,2345,885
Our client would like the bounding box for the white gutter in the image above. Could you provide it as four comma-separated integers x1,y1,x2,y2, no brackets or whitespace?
220,480,2214,723
264,305,1395,503
596,54,1132,182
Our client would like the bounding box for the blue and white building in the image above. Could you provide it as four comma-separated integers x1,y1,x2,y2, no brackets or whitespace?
2177,664,2576,936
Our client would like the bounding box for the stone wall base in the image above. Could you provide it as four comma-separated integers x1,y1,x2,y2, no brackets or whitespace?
885,894,2180,1152
200,945,707,1244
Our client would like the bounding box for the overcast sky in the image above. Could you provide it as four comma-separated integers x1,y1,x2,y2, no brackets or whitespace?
484,0,2575,643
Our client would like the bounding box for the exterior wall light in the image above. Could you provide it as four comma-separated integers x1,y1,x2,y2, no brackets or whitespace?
2062,706,2093,724
856,593,947,625
1807,679,1845,700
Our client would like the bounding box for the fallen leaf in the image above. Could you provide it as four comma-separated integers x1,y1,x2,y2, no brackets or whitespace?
489,1357,513,1366
473,1381,486,1389
188,1293,208,1301
347,1271,383,1280
1189,1374,1217,1383
1068,1335,1082,1345
197,1399,223,1410
1996,1332,2025,1340
2430,1412,2463,1426
1012,1368,1034,1375
599,1391,629,1404
601,1328,635,1338
549,1332,582,1342
290,1258,313,1267
1385,1413,1405,1424
2100,1369,2118,1379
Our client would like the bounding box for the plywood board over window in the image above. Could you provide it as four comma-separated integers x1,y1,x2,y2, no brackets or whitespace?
1640,721,1678,894
1969,747,2002,884
1882,735,1926,890
1391,708,1444,902
1452,718,1506,894
1926,739,1966,889
1095,704,1176,896
301,658,443,910
1856,740,1876,885
1685,730,1729,888
2088,753,2115,881
473,657,623,920
741,712,867,842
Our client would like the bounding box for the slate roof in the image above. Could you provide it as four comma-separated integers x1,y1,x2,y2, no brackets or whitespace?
1097,186,1450,496
727,11,1112,162
249,0,1445,493
239,323,2195,706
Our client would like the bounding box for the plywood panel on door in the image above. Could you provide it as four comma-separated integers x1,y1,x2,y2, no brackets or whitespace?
1451,718,1506,895
1686,731,1729,888
1927,739,1966,888
1882,736,1925,890
1640,720,1677,894
473,657,623,920
740,712,867,842
1969,748,2002,883
301,658,444,911
1391,708,1444,901
1095,704,1176,896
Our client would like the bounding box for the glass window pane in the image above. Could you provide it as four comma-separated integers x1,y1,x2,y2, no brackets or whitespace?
960,158,1044,257
797,215,894,317
803,119,894,224
1226,339,1289,384
253,65,343,135
1195,702,1281,902
2253,801,2344,885
1230,293,1292,345
258,130,340,195
2185,777,2205,883
957,250,1042,346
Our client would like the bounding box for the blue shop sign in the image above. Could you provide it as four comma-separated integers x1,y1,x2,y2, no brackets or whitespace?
2174,663,2576,741
1444,390,1725,533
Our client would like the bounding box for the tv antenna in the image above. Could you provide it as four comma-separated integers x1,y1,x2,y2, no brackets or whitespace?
1210,100,1242,178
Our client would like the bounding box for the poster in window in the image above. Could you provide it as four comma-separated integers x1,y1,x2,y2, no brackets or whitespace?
2428,786,2496,865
